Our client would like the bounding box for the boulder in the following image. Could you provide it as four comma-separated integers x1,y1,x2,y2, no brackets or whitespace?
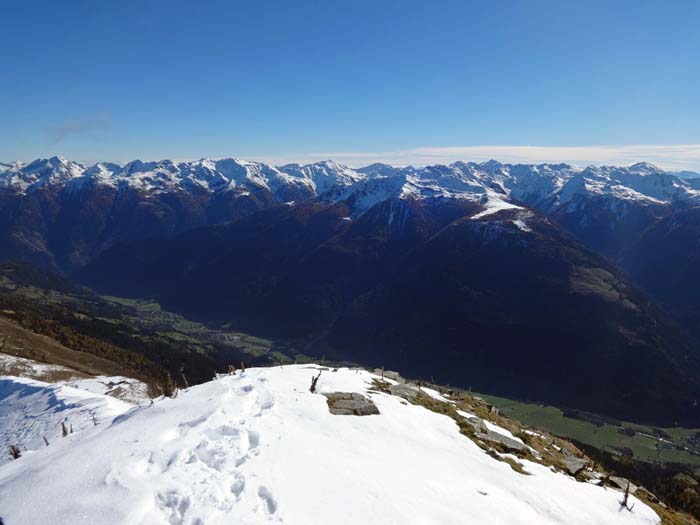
383,370,405,383
608,476,638,494
388,384,420,401
465,416,528,453
373,369,406,383
324,392,379,416
562,457,589,476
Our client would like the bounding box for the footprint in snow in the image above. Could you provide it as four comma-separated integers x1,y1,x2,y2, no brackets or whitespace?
230,473,246,498
157,489,191,525
257,485,278,515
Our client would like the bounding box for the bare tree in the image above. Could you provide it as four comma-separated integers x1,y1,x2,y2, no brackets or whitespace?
179,364,190,389
162,371,177,398
620,481,635,511
43,436,49,447
310,370,322,393
61,421,68,437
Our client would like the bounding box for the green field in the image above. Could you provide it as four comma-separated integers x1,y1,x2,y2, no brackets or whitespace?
480,393,700,466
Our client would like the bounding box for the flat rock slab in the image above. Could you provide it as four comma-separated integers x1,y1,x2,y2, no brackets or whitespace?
373,369,406,383
465,416,529,453
324,392,379,416
387,384,420,400
609,476,638,494
563,457,590,476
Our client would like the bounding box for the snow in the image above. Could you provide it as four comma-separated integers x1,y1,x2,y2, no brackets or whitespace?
61,376,150,404
0,376,134,467
0,365,659,525
419,386,456,404
3,157,699,224
482,420,526,445
0,352,79,380
456,409,527,446
0,353,150,404
471,192,522,219
512,219,532,232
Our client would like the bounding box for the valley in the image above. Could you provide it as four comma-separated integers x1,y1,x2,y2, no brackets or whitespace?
3,158,700,427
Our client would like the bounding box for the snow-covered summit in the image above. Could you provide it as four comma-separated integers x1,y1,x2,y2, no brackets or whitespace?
0,156,85,192
2,156,698,223
0,365,659,525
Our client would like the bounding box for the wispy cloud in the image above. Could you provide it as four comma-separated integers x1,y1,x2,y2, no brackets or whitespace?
263,144,700,171
47,112,111,144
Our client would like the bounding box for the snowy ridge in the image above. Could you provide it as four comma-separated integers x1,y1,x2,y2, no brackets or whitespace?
0,376,134,467
0,156,85,192
0,365,659,524
2,156,699,226
0,353,151,404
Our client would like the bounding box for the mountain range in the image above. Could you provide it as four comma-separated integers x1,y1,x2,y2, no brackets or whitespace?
3,156,700,425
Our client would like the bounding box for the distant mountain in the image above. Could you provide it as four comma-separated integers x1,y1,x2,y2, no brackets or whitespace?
622,206,700,340
671,170,700,179
79,196,700,426
3,156,700,273
6,155,700,424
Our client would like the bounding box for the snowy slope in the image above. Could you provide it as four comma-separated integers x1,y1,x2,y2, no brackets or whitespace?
0,353,150,404
0,376,134,467
0,365,658,525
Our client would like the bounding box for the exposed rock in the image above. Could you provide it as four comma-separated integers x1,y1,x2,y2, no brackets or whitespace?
373,369,406,383
324,392,379,416
387,384,420,401
608,476,638,495
465,416,528,453
579,469,600,482
384,371,405,383
637,486,660,504
562,457,589,476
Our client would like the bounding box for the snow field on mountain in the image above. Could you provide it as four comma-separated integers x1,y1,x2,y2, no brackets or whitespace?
3,157,699,224
0,365,658,525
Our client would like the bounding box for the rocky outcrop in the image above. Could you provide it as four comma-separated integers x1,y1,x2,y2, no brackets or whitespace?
387,383,420,401
463,415,528,453
609,476,638,495
562,457,589,477
373,369,406,383
324,392,379,416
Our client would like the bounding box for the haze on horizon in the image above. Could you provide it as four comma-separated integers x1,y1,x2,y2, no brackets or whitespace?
1,0,699,170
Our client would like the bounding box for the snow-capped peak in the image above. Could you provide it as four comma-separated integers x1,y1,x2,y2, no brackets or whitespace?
2,156,699,221
627,161,662,174
0,156,85,191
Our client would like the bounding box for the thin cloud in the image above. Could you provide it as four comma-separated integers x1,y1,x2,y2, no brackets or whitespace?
274,144,700,171
47,112,111,144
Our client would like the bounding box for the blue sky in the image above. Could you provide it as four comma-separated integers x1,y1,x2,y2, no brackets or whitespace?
2,0,699,169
